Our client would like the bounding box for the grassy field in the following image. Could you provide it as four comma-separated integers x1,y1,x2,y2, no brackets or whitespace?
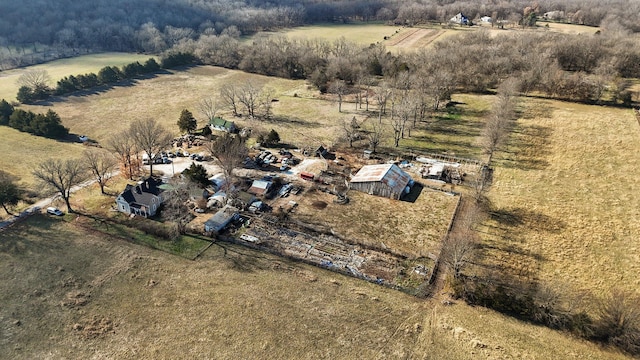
256,22,405,46
0,216,628,359
0,52,155,102
291,186,458,259
0,127,82,188
478,97,640,303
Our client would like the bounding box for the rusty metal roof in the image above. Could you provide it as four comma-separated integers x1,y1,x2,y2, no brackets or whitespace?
350,164,411,190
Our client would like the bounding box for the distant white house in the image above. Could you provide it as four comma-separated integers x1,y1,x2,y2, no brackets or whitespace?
480,16,492,23
450,13,469,25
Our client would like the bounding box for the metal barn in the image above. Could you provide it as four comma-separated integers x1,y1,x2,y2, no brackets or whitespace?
349,164,412,200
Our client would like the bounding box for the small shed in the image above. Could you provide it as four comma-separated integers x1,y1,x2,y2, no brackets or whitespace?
248,179,272,196
349,164,412,200
204,205,239,234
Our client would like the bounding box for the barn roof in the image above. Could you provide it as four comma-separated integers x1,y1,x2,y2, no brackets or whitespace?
350,164,412,190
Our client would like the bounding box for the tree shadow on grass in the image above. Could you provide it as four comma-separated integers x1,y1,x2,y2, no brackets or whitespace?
497,124,553,171
268,115,324,128
490,207,566,234
213,241,271,273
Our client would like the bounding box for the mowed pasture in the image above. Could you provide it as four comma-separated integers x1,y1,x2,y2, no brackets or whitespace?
0,52,155,102
0,216,627,359
480,98,640,301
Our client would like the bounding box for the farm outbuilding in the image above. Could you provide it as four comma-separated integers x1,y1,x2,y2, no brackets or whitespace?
349,164,413,200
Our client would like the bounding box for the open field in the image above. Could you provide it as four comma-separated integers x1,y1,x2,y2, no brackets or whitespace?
256,22,405,46
0,215,628,359
0,52,155,102
478,98,640,302
0,127,83,188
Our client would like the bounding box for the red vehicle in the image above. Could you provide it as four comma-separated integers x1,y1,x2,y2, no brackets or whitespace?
299,172,315,181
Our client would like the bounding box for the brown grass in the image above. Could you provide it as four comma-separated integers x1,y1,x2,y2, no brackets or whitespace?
292,186,459,258
0,216,628,359
479,97,640,302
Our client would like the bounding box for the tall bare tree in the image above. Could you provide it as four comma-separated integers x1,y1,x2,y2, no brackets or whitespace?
17,69,51,92
366,119,383,153
129,118,173,176
83,148,117,194
33,158,88,213
482,78,520,163
205,133,247,193
198,97,219,123
342,116,360,147
220,84,239,116
237,81,262,118
374,82,391,122
107,130,138,180
328,79,348,113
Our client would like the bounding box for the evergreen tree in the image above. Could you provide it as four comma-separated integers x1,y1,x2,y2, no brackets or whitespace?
0,99,14,125
177,109,197,134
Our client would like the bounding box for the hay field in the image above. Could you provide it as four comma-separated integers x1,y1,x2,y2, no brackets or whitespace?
0,52,155,102
0,216,627,359
260,22,403,46
481,97,640,300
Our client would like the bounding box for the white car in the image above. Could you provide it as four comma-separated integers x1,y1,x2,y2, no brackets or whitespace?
46,207,64,216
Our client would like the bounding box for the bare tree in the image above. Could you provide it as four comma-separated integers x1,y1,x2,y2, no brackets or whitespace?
342,116,360,147
481,78,520,163
198,97,219,123
441,232,476,279
205,133,247,193
220,84,239,116
162,178,196,237
129,118,173,176
83,148,117,194
374,82,391,122
33,158,88,213
106,130,138,180
328,79,348,113
366,119,383,153
17,69,51,92
237,81,262,118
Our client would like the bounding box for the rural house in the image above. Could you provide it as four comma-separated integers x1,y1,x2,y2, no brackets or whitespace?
115,177,164,217
349,164,413,200
209,117,236,133
450,13,469,25
204,205,239,234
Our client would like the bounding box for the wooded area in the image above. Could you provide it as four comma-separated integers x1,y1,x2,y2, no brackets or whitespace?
1,0,640,69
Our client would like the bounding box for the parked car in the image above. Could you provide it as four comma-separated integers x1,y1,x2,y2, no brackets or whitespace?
46,207,64,216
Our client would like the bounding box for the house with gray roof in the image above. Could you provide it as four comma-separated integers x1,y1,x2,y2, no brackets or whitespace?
115,177,164,217
204,205,239,234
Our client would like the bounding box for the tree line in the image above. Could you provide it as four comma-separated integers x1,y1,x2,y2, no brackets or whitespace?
0,99,68,139
15,58,162,104
2,0,640,70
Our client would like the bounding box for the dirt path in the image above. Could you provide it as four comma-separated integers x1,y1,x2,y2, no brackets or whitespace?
386,28,445,49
